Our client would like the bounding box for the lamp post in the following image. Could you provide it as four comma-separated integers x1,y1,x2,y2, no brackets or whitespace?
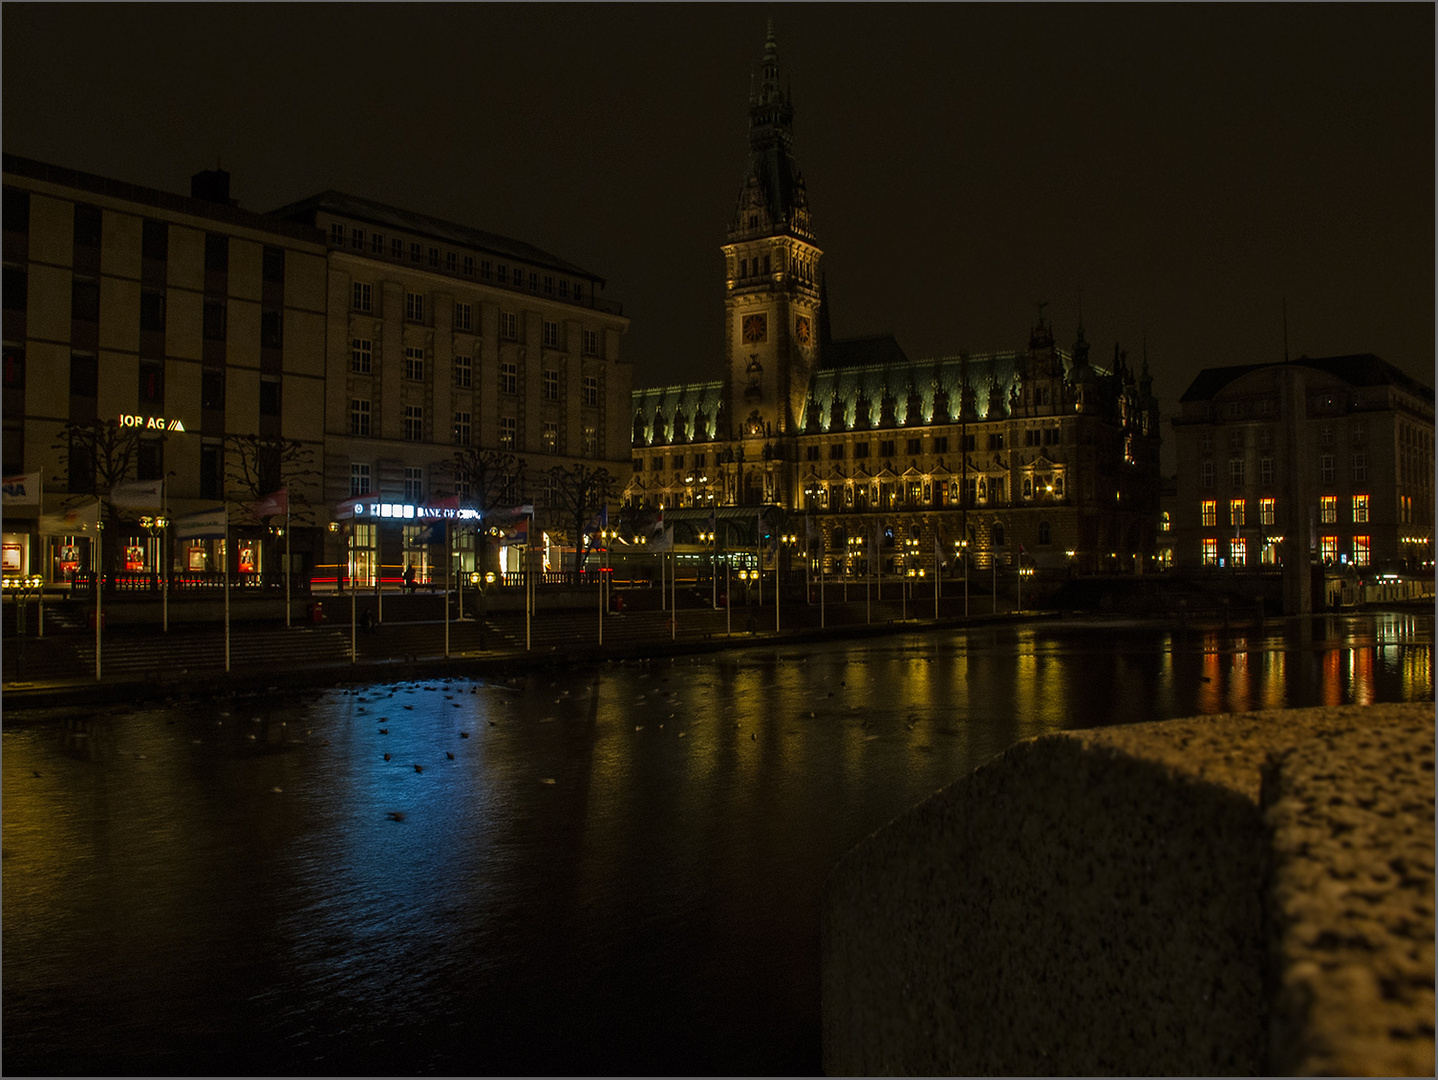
6,573,43,679
699,530,716,608
139,513,170,632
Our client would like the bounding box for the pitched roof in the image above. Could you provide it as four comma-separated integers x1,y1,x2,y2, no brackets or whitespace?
267,190,603,283
1179,355,1433,403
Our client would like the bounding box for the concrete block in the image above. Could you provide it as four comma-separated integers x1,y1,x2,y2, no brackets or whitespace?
822,702,1435,1076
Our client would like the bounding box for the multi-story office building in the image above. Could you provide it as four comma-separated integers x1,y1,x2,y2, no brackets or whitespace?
1170,355,1435,580
2,154,329,583
269,192,630,582
2,155,630,588
626,28,1164,577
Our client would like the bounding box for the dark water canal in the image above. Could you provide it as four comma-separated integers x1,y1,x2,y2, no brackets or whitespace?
4,613,1432,1075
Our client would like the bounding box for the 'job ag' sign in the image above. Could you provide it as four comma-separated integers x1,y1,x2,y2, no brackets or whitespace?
119,414,187,432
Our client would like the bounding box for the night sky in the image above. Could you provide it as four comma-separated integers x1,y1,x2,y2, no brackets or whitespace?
4,4,1433,435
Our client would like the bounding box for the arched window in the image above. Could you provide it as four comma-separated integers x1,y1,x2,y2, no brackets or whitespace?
993,523,1005,548
1038,520,1052,545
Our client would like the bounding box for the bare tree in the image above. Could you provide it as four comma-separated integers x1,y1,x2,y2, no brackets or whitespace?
50,419,141,522
544,463,613,578
223,434,319,526
450,448,526,575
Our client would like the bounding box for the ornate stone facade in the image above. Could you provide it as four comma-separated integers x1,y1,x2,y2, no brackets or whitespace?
626,28,1163,577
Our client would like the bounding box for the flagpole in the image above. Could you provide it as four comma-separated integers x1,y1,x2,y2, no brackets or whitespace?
525,510,532,652
349,524,356,663
934,533,940,620
162,481,169,633
94,500,103,681
444,519,450,657
224,512,231,673
820,531,825,630
670,550,676,642
725,560,731,637
284,502,291,630
36,473,44,638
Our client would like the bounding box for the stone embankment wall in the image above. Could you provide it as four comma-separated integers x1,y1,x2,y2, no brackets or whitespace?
822,702,1435,1076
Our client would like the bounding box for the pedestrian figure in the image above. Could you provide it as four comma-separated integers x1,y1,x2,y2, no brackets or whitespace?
403,564,417,593
361,608,375,633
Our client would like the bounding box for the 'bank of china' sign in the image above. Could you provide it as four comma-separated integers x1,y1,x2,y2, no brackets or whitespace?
119,413,187,432
354,502,481,521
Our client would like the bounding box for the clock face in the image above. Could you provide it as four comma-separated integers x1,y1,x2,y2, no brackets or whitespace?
795,316,812,347
742,313,767,344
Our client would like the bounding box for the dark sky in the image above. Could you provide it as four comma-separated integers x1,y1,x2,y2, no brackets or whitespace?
4,3,1433,426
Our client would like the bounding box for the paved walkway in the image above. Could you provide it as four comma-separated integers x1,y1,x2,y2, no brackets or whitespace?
3,595,1010,708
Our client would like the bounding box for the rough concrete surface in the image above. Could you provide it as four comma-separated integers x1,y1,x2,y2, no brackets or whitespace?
821,702,1435,1077
1265,722,1435,1077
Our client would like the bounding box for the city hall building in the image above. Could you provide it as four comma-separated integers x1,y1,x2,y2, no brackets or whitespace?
626,28,1165,577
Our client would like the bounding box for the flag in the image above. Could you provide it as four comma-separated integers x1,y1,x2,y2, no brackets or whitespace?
504,504,535,517
650,507,665,536
505,519,529,545
109,478,166,509
412,521,446,546
649,526,674,552
2,472,41,505
335,491,380,519
174,505,228,539
40,500,100,534
251,487,288,519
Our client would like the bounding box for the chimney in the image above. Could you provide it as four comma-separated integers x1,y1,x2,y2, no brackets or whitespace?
190,169,236,207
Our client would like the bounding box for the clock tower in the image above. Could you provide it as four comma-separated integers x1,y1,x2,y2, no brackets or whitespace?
722,22,821,446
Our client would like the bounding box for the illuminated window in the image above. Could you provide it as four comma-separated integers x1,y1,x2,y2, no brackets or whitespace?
499,416,516,449
1202,538,1219,566
1261,540,1279,566
1319,495,1337,524
543,421,558,453
583,375,599,406
1229,499,1245,527
1230,538,1247,567
403,405,423,442
500,361,517,395
1320,535,1338,563
582,425,598,457
349,398,370,436
453,355,472,388
404,347,424,381
1352,495,1368,523
351,338,372,374
405,291,424,322
1260,497,1275,526
1159,511,1171,533
1352,535,1370,566
1201,500,1217,527
452,411,470,445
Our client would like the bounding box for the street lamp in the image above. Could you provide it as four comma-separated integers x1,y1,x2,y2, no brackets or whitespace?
5,573,43,679
139,513,170,632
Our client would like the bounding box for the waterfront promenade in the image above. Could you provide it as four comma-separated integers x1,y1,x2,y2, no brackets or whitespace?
2,588,1043,708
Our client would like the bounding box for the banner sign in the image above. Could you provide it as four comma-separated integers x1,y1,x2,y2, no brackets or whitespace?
174,506,228,539
2,472,41,505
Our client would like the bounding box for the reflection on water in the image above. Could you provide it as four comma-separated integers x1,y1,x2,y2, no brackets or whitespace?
3,614,1432,1075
